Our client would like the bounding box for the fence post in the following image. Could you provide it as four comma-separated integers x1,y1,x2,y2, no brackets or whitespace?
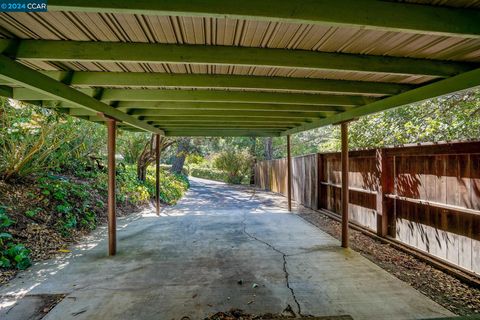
317,153,324,210
376,148,393,237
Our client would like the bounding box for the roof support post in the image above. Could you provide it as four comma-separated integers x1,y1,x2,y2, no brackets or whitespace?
287,134,292,212
107,118,117,256
155,134,161,216
341,122,349,248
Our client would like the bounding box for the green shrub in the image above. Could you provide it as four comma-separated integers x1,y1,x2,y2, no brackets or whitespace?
25,208,41,218
213,149,253,184
38,175,100,236
145,166,189,205
0,207,31,270
189,165,228,182
0,99,105,181
116,166,151,204
93,165,189,206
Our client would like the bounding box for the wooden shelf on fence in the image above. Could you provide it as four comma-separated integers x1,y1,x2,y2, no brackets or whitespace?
385,194,480,216
319,182,377,195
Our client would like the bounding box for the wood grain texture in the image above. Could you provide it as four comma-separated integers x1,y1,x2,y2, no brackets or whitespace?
254,141,480,274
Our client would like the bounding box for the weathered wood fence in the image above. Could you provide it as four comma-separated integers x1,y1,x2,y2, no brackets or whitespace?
254,141,480,275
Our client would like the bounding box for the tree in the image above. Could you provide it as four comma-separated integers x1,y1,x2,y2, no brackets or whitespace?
118,131,150,165
264,137,273,160
171,137,193,174
248,137,257,184
214,148,253,184
136,135,173,181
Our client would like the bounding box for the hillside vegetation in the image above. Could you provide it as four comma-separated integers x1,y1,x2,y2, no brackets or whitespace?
0,99,188,282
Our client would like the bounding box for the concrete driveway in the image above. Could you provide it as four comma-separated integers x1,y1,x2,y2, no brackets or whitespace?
0,177,453,319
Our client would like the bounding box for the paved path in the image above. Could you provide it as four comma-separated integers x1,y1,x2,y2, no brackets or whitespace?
1,178,453,319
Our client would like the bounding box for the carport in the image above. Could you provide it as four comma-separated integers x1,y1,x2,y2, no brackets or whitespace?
0,0,479,261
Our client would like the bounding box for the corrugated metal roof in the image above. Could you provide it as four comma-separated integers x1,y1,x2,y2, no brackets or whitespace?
398,0,480,8
0,2,479,136
17,60,437,85
1,12,479,62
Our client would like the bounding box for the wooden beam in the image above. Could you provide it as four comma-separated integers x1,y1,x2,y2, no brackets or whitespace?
117,102,347,113
158,124,293,129
287,134,292,212
31,71,414,96
13,87,373,106
148,119,304,125
283,68,480,135
0,85,12,98
164,129,281,137
0,55,163,134
131,110,327,118
66,108,331,118
107,119,117,256
48,0,480,38
158,125,291,132
100,89,372,106
142,115,319,122
3,39,474,77
341,122,349,248
109,116,310,124
385,194,480,217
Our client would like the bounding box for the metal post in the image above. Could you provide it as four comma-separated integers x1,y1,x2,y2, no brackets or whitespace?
107,119,116,256
155,134,161,216
287,134,292,212
341,122,349,248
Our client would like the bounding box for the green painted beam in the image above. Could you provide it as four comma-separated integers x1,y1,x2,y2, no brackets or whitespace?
129,109,326,118
33,71,413,96
68,108,328,119
148,119,305,125
141,113,321,121
13,87,97,101
48,0,480,38
12,87,373,106
164,130,281,137
96,116,307,124
3,40,475,77
0,85,12,97
158,125,292,132
0,71,414,96
158,124,293,128
283,68,480,135
101,89,372,106
117,102,346,113
0,55,163,134
66,108,328,118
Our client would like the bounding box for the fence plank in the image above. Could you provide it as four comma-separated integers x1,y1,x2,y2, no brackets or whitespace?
254,141,480,275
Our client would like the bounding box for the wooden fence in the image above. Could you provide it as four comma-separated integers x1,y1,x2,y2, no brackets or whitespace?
254,141,480,275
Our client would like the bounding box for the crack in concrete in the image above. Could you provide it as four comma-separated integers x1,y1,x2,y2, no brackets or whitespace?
241,211,303,317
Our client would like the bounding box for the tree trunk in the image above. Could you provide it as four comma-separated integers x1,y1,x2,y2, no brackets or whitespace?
171,137,191,174
249,137,257,185
264,137,273,160
136,134,173,181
